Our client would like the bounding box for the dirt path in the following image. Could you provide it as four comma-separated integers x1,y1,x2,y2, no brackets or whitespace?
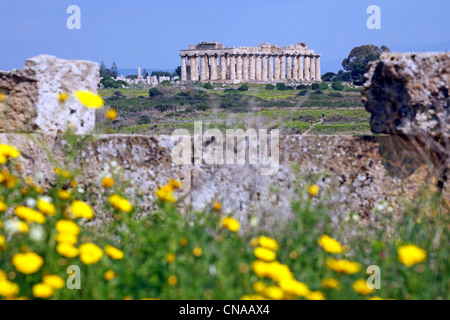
303,117,324,135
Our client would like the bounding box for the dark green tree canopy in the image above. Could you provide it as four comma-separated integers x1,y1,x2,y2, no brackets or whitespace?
342,44,390,83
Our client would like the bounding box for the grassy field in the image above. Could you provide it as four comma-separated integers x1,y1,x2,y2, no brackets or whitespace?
97,82,371,135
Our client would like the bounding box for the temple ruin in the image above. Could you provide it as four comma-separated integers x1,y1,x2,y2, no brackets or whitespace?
180,41,321,84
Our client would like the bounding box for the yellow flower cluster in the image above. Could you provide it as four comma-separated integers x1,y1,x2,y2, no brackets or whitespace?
0,269,20,298
0,145,20,164
105,109,118,120
397,244,427,267
102,176,114,188
108,194,133,213
14,206,46,224
352,279,375,295
69,200,94,220
222,217,240,232
79,243,103,264
326,258,361,274
12,252,43,275
105,245,124,260
318,234,345,254
37,199,56,216
155,180,181,203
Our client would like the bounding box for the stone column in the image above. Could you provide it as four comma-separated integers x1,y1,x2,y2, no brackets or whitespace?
181,55,187,82
262,55,268,82
286,55,292,80
298,55,304,81
201,55,207,82
236,55,243,81
274,55,280,80
268,55,274,81
292,55,298,81
249,55,256,81
230,55,236,81
243,55,249,80
221,55,227,81
315,55,321,81
194,56,200,81
209,55,217,81
304,55,311,81
188,56,195,81
310,56,316,81
280,55,286,80
255,55,262,81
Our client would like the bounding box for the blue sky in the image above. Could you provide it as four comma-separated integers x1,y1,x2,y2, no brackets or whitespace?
1,0,449,73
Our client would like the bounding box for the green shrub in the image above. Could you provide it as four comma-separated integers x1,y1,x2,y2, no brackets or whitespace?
296,84,307,90
238,84,249,91
332,81,344,91
203,83,213,90
265,84,275,90
319,83,329,90
149,88,164,98
314,89,323,94
276,83,287,91
311,83,320,90
160,80,172,86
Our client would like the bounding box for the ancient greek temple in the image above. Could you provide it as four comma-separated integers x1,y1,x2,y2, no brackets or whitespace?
180,42,321,84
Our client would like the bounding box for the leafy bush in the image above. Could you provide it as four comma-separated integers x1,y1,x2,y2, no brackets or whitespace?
314,90,323,94
276,83,287,91
203,83,213,90
319,83,329,90
311,83,320,90
238,84,249,91
296,84,307,90
149,88,164,98
160,80,172,87
265,84,275,91
332,81,344,91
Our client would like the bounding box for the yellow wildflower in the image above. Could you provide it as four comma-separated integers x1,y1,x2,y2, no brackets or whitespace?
0,144,20,164
155,185,176,203
193,246,202,257
0,93,4,102
279,279,310,298
253,281,267,293
168,179,181,189
0,235,6,251
37,199,56,216
12,252,43,274
180,238,188,246
222,217,240,232
56,220,80,236
104,270,116,281
105,109,118,120
307,184,320,197
257,236,279,251
307,291,326,300
43,275,65,289
318,235,344,254
398,244,427,267
167,253,175,264
168,275,178,286
79,243,103,264
326,258,361,274
321,278,341,289
75,90,104,109
353,279,375,295
0,280,20,298
70,201,94,220
58,93,69,102
0,201,8,212
213,202,222,211
32,283,53,299
102,176,114,188
58,190,71,200
105,245,124,260
263,286,284,300
55,233,78,245
108,194,133,213
254,247,276,262
14,206,46,224
56,243,79,258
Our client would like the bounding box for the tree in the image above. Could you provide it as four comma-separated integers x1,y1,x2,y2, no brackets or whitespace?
149,88,163,98
238,84,249,91
342,44,390,83
111,62,119,78
100,61,107,77
332,81,344,91
126,75,138,80
265,84,275,90
276,83,287,91
143,69,149,78
174,66,182,78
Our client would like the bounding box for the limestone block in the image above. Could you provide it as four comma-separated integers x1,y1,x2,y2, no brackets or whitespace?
0,54,99,135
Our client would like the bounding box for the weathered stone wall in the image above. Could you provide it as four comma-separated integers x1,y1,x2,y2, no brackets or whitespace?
0,55,99,135
0,133,444,225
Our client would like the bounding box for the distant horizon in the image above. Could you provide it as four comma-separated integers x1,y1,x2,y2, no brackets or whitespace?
1,0,449,74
